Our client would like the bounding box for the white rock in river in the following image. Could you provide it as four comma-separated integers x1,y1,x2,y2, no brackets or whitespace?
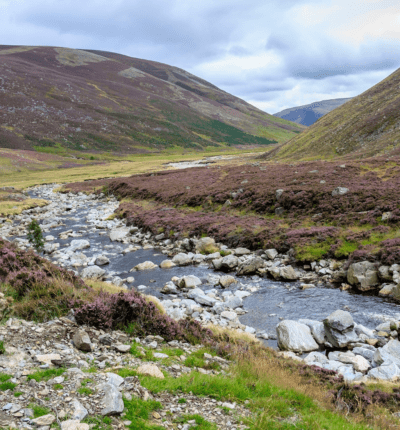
265,249,278,260
221,311,238,321
172,253,192,266
80,265,106,280
160,260,176,269
179,275,202,289
277,320,319,353
298,319,326,344
69,239,90,252
219,275,237,288
132,261,158,271
95,255,110,266
109,228,130,242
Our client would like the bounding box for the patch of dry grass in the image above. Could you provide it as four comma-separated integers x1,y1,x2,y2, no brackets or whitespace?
0,198,48,216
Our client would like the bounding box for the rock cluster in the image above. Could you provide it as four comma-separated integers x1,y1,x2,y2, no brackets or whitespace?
277,310,400,382
0,317,250,430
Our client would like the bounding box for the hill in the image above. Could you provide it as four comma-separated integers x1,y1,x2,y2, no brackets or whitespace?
265,68,400,160
273,98,352,126
0,45,303,155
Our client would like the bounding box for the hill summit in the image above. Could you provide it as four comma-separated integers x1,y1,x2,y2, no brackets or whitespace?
265,67,400,160
0,45,302,154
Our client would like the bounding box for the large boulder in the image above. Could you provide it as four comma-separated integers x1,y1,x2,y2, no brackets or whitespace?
73,330,92,352
347,262,379,291
265,249,278,260
80,265,106,280
276,320,319,353
368,363,400,381
95,255,110,266
280,266,299,281
133,261,158,271
220,255,239,272
160,260,176,269
172,253,192,266
99,383,124,416
109,228,130,242
219,275,237,288
69,240,90,252
373,340,400,367
332,187,349,196
298,319,326,344
236,257,265,276
323,310,359,348
178,275,202,289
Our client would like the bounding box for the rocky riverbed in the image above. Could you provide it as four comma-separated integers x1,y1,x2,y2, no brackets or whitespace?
2,184,400,384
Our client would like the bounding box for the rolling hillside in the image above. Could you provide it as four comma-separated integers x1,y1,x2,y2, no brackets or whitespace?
0,45,303,154
274,98,352,126
265,68,400,160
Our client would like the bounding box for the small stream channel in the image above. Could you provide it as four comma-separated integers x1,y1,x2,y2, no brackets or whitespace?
23,186,400,348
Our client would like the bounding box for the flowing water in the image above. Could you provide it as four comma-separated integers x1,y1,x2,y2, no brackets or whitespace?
23,187,400,347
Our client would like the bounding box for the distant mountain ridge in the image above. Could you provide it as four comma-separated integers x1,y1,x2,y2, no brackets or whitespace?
274,98,353,126
263,67,400,160
0,45,303,154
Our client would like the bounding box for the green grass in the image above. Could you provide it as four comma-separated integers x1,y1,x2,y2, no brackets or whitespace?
334,240,359,258
53,384,64,390
78,387,94,396
83,416,113,430
13,391,23,397
0,341,5,354
81,378,94,386
127,366,371,430
0,381,17,391
27,368,66,382
123,397,164,430
30,404,51,418
296,242,331,262
174,414,217,430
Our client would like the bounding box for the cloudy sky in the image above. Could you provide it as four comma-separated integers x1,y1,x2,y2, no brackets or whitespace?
1,0,400,113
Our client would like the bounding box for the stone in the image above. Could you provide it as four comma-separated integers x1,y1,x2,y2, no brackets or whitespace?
332,187,349,196
161,281,178,294
234,247,251,256
160,260,176,269
353,347,375,361
133,261,158,271
212,258,223,270
368,363,400,381
221,311,237,321
303,351,330,366
347,261,379,291
265,249,278,260
352,355,371,372
69,240,90,252
379,284,396,296
194,294,217,307
115,344,131,353
99,383,124,416
179,275,202,289
154,353,169,359
220,255,239,271
95,255,110,266
382,212,393,221
237,256,265,276
70,399,88,421
225,296,242,309
61,420,90,430
280,266,299,280
172,253,192,266
298,319,326,344
99,334,113,345
109,228,130,241
31,415,56,426
73,330,92,352
276,189,284,199
323,310,354,332
35,353,61,366
80,265,106,280
219,275,237,288
378,265,392,281
301,284,315,290
374,340,400,367
276,320,319,353
136,364,164,379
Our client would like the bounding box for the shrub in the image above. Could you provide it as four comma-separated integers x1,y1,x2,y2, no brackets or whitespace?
27,219,44,253
72,290,214,344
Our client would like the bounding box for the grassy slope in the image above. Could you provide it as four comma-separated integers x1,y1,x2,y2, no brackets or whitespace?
269,68,400,160
0,45,303,155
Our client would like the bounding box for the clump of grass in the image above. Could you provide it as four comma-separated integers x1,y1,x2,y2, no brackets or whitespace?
53,383,63,390
30,404,51,418
78,387,93,396
123,397,164,430
174,414,217,430
14,391,23,397
27,368,65,382
83,416,113,430
0,341,5,354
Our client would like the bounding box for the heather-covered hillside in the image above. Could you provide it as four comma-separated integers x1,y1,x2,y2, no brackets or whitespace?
265,68,400,160
0,45,303,154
